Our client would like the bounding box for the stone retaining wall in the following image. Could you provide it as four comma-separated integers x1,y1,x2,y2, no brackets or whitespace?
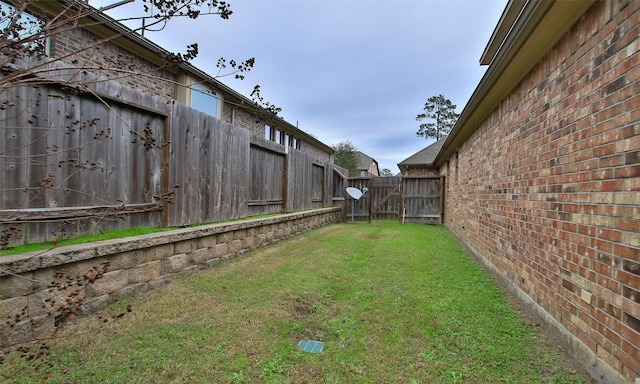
0,208,341,347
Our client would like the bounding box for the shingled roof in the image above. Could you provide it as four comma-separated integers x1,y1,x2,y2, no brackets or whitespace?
398,137,447,167
356,151,380,176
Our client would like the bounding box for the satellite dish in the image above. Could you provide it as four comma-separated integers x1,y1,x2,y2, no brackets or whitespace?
346,187,363,200
346,187,364,224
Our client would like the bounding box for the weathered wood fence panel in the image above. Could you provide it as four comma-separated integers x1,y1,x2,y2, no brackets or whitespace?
311,163,324,208
248,138,286,216
285,149,308,213
321,162,332,210
332,166,347,199
401,176,443,224
0,79,166,246
332,167,347,219
167,103,250,226
1,75,339,246
344,177,371,222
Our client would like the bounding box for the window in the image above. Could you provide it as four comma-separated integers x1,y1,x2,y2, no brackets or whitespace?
274,129,281,144
190,83,220,118
264,125,273,140
264,127,300,150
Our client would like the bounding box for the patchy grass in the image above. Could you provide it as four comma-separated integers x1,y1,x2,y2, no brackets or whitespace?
1,222,592,383
0,212,286,256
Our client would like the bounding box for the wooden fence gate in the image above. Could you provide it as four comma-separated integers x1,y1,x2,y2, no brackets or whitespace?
400,176,444,224
369,177,402,221
337,175,444,224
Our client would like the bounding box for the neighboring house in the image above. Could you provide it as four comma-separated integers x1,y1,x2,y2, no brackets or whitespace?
435,1,638,383
397,137,447,176
14,0,333,162
356,151,380,177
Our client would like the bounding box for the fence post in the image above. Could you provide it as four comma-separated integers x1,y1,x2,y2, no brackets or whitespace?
161,114,170,227
283,152,289,213
368,187,372,224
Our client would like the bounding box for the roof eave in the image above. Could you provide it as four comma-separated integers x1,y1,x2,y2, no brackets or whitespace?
435,0,596,167
479,0,527,66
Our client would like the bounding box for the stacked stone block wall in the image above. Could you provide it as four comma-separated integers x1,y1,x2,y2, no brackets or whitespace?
0,208,341,347
442,1,638,382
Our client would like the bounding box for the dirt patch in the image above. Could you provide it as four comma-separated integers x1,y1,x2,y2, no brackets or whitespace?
293,294,322,316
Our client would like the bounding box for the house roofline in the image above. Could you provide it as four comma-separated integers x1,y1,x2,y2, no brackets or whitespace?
479,0,527,66
434,0,595,167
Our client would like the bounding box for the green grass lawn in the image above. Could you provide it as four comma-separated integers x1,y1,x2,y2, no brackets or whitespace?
1,222,590,383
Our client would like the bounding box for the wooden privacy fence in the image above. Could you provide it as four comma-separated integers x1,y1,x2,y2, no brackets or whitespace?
335,175,444,224
169,103,333,227
0,67,333,247
0,74,167,246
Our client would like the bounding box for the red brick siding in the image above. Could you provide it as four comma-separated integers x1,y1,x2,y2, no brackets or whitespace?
442,1,639,381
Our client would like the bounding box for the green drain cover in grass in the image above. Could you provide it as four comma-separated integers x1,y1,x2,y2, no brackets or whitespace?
297,340,324,353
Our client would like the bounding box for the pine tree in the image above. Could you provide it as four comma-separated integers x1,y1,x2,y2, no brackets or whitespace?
416,95,459,140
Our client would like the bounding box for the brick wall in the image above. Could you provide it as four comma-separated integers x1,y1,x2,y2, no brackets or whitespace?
226,105,332,162
0,208,341,347
442,1,639,382
52,27,177,100
300,140,332,163
404,167,440,177
224,103,265,135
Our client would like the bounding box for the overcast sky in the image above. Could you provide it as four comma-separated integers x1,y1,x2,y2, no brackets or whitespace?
103,0,507,173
